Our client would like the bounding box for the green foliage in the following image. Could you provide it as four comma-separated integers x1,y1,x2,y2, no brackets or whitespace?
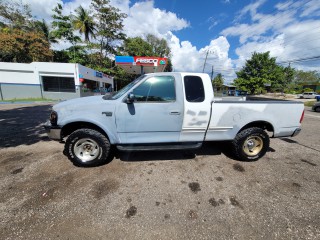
91,0,126,59
303,88,314,92
304,101,316,107
234,52,289,94
0,0,32,30
123,37,153,56
293,70,319,84
146,34,171,57
72,5,96,42
51,4,80,46
33,19,58,44
212,73,224,90
0,29,52,62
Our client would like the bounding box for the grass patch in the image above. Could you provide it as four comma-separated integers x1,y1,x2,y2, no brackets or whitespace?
0,98,55,103
304,100,316,107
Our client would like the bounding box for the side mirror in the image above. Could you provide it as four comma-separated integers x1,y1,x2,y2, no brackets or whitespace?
126,92,135,104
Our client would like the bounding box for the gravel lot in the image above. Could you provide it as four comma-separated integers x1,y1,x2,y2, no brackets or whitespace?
0,103,319,240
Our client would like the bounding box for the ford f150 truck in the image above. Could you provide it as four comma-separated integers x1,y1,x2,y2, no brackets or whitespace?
44,72,304,166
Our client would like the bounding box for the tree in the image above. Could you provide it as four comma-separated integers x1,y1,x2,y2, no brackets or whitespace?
146,34,170,57
0,0,32,30
0,30,52,62
73,5,96,42
33,19,57,44
212,73,224,91
122,37,153,56
0,1,52,63
51,4,80,46
91,0,126,65
234,52,286,94
293,70,319,84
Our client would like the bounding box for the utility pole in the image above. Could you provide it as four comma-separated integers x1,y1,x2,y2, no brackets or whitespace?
202,51,209,73
210,65,214,80
211,66,215,92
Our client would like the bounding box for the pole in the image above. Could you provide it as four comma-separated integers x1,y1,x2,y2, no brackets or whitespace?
0,83,3,100
202,51,209,73
210,65,214,80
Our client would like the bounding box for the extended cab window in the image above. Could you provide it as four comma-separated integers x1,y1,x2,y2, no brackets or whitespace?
184,76,205,102
133,76,176,102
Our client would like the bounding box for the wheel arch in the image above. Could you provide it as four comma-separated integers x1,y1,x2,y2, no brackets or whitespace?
238,120,274,136
61,121,111,142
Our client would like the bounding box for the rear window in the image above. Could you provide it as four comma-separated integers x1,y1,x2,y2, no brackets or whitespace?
184,76,205,102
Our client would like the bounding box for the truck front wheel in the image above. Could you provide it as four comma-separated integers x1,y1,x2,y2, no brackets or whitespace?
232,127,270,161
64,128,110,167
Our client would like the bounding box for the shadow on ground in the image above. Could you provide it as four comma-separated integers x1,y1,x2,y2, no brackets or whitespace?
0,104,52,148
116,142,252,162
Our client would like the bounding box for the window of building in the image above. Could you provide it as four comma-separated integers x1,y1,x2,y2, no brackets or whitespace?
42,76,75,92
184,76,205,102
133,76,175,102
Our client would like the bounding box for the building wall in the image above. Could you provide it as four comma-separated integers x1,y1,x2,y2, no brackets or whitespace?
42,88,80,100
0,62,113,100
0,83,42,99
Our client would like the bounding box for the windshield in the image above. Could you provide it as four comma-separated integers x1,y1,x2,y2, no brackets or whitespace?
107,75,146,100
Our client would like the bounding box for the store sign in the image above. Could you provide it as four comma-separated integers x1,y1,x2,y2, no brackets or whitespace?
95,71,103,78
134,57,167,66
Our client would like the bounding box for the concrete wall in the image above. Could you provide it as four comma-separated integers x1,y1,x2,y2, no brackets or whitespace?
42,88,80,100
0,83,42,100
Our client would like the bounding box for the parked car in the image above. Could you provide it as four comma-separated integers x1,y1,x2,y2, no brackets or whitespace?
45,72,304,167
299,92,320,99
312,102,320,112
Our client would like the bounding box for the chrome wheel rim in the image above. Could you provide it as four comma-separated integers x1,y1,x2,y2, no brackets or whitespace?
73,138,101,162
243,136,263,156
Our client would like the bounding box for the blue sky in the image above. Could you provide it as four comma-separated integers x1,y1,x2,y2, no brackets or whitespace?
25,0,320,82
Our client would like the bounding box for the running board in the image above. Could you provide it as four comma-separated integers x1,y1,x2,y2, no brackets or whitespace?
116,142,202,151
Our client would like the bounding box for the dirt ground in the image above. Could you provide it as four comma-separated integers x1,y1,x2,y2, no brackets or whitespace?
0,103,319,240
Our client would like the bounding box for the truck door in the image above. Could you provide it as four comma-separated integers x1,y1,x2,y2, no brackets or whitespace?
116,74,184,144
180,75,212,141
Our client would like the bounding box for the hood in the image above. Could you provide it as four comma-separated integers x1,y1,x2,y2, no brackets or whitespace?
53,95,104,110
52,95,117,125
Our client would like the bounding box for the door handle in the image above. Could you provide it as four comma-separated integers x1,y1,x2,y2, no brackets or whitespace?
170,111,181,115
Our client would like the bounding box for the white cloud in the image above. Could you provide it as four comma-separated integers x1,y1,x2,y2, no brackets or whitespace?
122,1,189,38
167,33,235,83
222,0,320,74
23,0,62,21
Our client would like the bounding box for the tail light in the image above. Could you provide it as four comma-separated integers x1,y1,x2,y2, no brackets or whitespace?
300,110,305,123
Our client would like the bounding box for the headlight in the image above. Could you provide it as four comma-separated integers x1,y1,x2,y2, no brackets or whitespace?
50,111,58,126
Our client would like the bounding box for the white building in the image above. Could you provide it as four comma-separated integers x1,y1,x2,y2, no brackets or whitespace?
0,62,114,100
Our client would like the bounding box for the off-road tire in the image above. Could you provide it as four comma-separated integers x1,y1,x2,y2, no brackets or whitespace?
232,127,270,161
64,128,110,167
315,107,320,112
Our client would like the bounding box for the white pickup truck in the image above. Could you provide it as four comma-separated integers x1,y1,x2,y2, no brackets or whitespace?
45,72,304,167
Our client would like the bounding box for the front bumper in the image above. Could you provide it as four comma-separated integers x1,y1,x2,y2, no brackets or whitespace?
44,121,62,141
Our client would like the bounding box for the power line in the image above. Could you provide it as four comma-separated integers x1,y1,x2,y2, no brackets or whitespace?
277,55,320,64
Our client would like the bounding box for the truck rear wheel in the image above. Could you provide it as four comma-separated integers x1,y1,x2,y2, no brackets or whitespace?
232,127,270,161
64,128,110,167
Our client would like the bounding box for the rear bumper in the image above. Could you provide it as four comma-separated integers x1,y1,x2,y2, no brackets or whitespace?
44,121,62,141
291,128,301,137
274,127,301,138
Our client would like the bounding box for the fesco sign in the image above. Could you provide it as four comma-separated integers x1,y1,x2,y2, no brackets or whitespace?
134,57,167,66
135,58,158,64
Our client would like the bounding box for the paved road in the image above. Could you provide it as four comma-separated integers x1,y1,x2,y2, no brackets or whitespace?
0,103,319,240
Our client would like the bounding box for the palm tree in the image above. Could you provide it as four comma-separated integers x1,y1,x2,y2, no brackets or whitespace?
73,5,96,42
34,19,58,44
